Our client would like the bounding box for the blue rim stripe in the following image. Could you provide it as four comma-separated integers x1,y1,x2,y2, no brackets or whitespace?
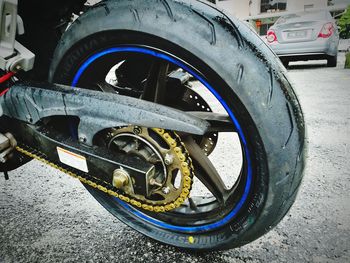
72,46,252,233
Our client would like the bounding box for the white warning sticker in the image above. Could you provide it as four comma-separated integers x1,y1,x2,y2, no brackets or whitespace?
57,147,89,173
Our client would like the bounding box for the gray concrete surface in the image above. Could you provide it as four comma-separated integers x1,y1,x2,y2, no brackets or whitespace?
1,53,350,263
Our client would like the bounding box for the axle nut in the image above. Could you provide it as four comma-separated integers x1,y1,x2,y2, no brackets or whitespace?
113,169,129,189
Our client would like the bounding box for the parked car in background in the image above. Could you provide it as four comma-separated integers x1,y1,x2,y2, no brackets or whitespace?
266,10,339,67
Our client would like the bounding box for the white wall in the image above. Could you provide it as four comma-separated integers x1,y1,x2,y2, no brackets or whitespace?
216,0,250,18
287,0,328,12
216,0,332,18
250,0,261,16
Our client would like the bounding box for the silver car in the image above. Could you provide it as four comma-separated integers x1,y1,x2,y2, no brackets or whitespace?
266,10,339,67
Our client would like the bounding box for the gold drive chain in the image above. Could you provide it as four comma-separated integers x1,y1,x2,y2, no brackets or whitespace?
15,128,194,213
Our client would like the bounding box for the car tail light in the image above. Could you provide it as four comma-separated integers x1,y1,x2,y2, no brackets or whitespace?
267,30,277,43
318,22,334,38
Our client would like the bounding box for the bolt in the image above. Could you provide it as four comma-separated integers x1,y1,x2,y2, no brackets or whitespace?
149,178,162,187
79,136,87,143
25,115,33,123
164,153,174,165
133,126,142,135
113,168,129,189
12,64,22,72
162,187,170,195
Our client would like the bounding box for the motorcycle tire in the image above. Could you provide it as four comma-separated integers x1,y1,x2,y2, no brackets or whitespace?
49,0,306,251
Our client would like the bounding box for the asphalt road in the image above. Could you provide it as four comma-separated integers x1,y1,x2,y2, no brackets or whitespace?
1,53,350,263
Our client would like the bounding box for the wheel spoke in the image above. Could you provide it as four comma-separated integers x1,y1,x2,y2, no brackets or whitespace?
187,111,235,132
188,197,198,211
142,60,169,103
183,136,228,203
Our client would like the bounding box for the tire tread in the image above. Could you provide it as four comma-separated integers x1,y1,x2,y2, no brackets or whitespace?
49,0,306,250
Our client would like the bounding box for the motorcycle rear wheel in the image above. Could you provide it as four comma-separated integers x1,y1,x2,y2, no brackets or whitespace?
49,0,306,250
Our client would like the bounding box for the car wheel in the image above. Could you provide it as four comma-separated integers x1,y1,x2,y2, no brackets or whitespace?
327,55,337,67
280,58,289,68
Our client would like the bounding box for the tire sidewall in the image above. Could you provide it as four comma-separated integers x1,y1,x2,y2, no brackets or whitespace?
50,0,305,250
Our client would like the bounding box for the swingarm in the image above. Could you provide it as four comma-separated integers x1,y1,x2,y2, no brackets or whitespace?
0,82,209,145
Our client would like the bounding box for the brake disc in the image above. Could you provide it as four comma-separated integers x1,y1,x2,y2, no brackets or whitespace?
175,86,219,156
